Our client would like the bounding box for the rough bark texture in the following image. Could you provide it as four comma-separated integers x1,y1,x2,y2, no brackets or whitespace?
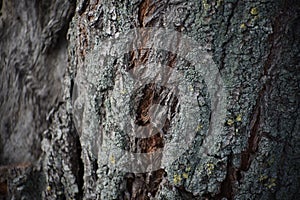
0,0,77,199
0,0,299,200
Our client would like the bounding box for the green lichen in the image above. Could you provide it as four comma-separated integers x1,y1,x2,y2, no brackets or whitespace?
266,178,277,189
195,124,203,131
182,173,189,179
206,163,215,175
240,23,247,30
173,174,182,184
110,155,116,164
202,0,210,11
120,89,127,95
258,174,268,182
250,7,259,16
216,0,223,8
227,119,234,126
236,114,242,122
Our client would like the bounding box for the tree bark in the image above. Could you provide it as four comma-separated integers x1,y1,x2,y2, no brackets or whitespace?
0,0,299,200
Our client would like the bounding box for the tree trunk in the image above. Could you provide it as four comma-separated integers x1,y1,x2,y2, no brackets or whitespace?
0,0,299,199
